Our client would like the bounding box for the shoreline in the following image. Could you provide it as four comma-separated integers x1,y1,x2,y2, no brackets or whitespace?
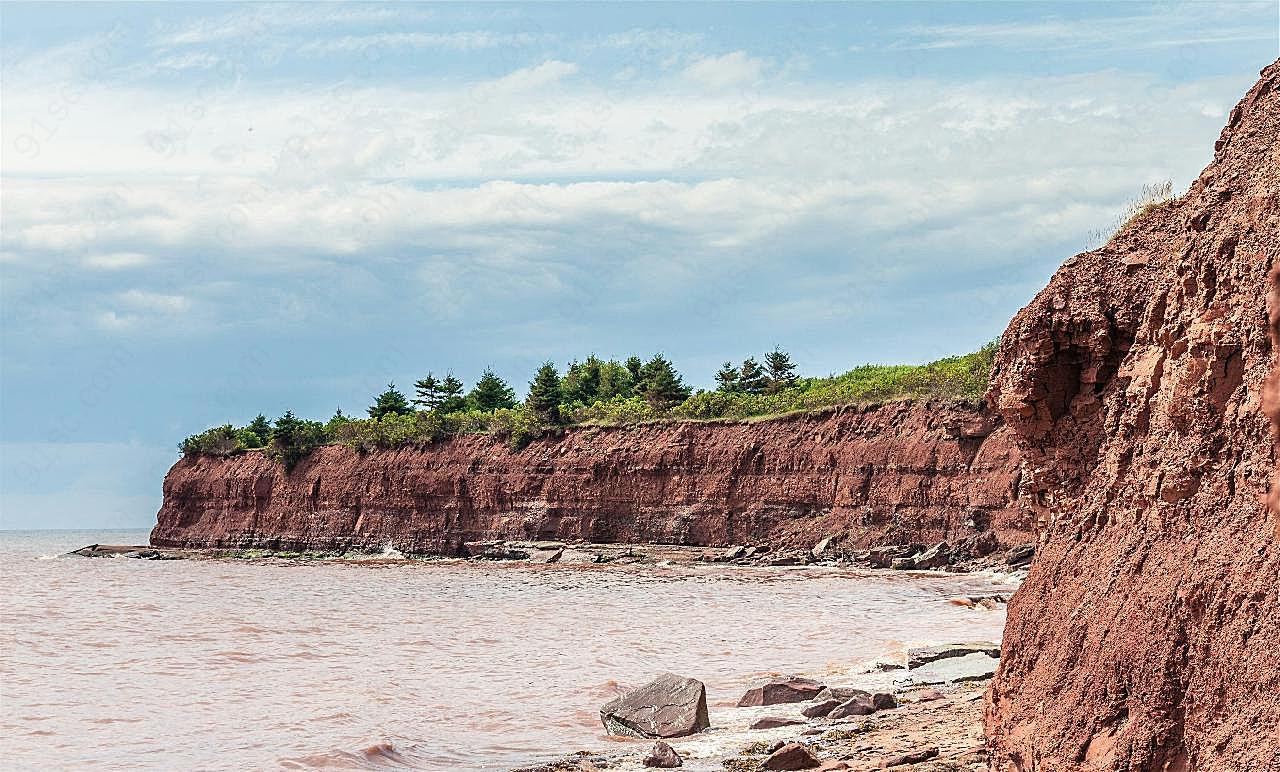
517,663,997,772
66,539,1033,579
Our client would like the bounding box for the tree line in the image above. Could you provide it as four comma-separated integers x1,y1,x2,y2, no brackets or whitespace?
181,348,801,463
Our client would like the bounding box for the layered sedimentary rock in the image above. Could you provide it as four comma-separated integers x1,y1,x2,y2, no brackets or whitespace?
986,62,1280,771
151,401,1029,554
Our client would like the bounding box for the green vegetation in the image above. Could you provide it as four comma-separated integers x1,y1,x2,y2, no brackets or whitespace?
179,343,996,465
1088,179,1177,248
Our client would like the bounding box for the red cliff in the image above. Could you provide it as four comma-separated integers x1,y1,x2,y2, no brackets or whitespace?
985,61,1280,771
151,401,1029,555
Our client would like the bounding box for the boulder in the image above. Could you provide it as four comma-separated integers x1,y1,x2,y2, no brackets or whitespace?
878,746,938,768
643,741,682,768
801,699,842,718
889,557,916,570
869,543,925,568
956,530,998,558
751,716,806,730
737,676,825,707
1005,543,1035,566
907,641,1001,669
872,692,898,710
721,545,746,561
811,536,836,559
812,686,870,702
763,742,822,770
913,542,951,569
600,673,709,738
827,693,876,719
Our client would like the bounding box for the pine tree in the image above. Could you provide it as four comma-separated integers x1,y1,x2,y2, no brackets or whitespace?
640,354,691,409
368,383,412,419
468,368,516,411
413,373,442,410
714,362,740,393
764,348,799,392
526,362,563,423
739,357,768,394
438,373,467,413
598,359,634,399
564,356,604,404
246,414,273,445
624,356,645,394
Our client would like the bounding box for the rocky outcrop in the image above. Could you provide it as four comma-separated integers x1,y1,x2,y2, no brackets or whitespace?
986,61,1280,771
151,401,1029,555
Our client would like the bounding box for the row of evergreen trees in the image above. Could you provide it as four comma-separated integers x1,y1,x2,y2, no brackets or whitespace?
366,349,799,423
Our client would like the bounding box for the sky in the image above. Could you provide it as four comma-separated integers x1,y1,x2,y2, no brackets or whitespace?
2,2,1278,530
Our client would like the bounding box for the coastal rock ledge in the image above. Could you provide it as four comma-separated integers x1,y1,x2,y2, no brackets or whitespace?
151,400,1030,556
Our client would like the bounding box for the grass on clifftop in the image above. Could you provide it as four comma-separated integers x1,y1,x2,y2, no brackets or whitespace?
180,343,996,465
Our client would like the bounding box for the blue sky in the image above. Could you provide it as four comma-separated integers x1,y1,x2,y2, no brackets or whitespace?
2,2,1277,529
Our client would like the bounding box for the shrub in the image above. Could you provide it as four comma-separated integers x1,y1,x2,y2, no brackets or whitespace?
180,425,243,457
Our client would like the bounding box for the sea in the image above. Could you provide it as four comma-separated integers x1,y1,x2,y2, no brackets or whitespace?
0,529,1017,770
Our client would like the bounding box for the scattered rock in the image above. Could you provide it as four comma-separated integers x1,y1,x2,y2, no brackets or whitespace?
817,762,850,771
889,557,916,570
878,746,939,768
554,548,597,564
827,693,876,719
751,716,806,730
721,545,746,561
763,742,821,770
1006,543,1035,566
643,741,682,768
907,688,944,702
801,699,842,718
907,642,1001,669
600,673,709,738
868,544,924,568
913,541,951,569
737,676,825,707
528,548,564,563
956,530,999,558
812,687,870,702
769,555,801,567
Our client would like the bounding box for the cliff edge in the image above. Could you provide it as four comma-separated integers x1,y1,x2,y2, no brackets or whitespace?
985,61,1280,771
151,401,1029,556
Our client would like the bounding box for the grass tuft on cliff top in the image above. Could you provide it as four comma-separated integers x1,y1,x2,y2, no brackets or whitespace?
180,344,996,462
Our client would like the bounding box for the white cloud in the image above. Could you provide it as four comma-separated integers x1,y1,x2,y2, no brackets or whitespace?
118,289,189,313
300,30,549,54
682,51,768,88
84,252,152,270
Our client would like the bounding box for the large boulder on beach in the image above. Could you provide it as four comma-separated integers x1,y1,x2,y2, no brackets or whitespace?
600,673,709,738
737,675,825,707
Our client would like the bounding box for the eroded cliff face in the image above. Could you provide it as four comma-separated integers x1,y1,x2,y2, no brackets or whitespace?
151,401,1029,555
986,61,1280,771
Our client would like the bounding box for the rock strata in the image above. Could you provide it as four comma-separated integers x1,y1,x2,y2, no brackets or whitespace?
987,61,1280,771
152,402,1030,557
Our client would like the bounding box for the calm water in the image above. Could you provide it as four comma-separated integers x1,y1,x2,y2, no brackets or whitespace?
0,530,1016,771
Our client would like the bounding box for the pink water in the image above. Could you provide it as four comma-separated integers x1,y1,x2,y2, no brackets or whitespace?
0,530,1016,770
